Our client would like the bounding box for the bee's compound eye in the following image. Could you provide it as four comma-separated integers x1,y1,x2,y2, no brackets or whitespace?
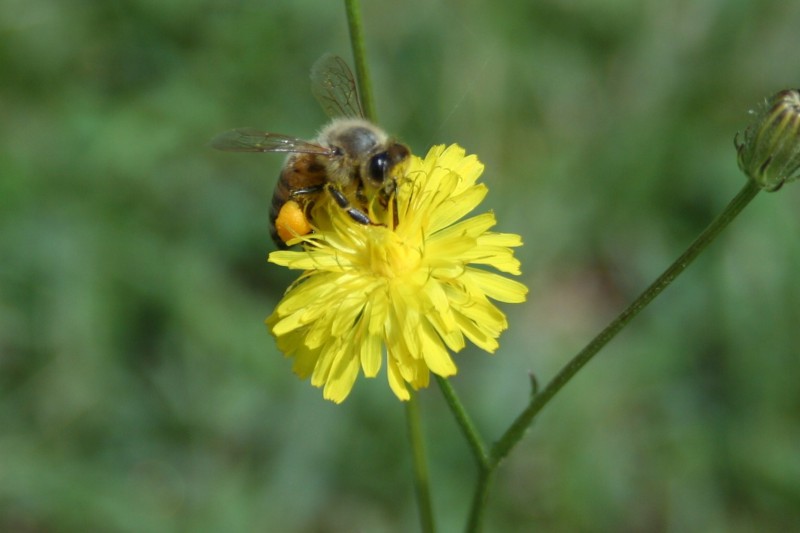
368,152,390,182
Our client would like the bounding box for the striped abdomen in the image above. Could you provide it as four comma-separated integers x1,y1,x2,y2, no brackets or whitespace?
269,153,328,248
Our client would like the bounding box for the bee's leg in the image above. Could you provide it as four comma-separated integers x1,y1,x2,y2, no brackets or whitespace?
325,184,374,225
287,185,325,219
353,181,391,225
379,189,399,228
288,185,325,198
355,182,369,206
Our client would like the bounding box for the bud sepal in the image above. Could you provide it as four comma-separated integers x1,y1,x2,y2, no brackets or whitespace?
736,89,800,192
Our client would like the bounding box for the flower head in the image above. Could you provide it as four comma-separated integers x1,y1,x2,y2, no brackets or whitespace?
736,89,800,191
266,145,528,403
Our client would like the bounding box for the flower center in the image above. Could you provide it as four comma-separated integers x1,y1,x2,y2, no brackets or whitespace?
365,226,422,279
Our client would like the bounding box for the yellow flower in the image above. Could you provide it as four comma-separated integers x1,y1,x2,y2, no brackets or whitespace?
266,144,528,403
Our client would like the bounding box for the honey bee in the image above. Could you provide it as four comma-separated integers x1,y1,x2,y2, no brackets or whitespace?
211,54,410,248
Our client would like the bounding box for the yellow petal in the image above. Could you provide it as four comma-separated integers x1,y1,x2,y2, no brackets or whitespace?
323,347,360,404
454,310,500,353
426,184,488,233
430,212,496,242
387,355,410,401
310,341,340,386
465,268,529,303
419,319,457,376
479,231,523,248
291,344,318,378
360,324,383,378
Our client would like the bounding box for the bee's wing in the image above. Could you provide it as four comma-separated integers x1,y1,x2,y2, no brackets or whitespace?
210,128,334,155
310,53,365,119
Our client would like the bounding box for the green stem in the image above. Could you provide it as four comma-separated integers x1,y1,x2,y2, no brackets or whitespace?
441,181,760,531
344,0,377,122
435,376,490,468
491,180,761,462
406,394,436,533
465,466,494,533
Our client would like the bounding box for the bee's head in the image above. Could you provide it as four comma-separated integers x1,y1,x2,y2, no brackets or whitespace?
364,142,410,194
322,119,409,192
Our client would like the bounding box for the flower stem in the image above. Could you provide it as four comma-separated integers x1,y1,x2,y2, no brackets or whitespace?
344,0,378,122
435,376,490,468
440,180,759,530
492,180,761,462
406,394,436,533
465,466,494,533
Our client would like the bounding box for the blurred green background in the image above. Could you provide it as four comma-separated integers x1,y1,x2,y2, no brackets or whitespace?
2,0,800,531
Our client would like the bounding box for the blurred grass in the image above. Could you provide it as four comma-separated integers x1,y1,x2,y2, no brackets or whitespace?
2,0,800,531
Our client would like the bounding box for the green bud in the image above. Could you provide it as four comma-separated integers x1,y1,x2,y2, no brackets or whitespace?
735,89,800,192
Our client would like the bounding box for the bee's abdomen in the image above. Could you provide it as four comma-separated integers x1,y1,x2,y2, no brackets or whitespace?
269,154,327,247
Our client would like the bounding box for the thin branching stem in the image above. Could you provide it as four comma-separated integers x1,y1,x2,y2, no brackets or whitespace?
465,466,494,533
491,180,760,462
448,180,761,530
435,376,490,468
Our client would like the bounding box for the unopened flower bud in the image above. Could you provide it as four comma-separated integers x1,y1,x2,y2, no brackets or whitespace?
735,89,800,191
